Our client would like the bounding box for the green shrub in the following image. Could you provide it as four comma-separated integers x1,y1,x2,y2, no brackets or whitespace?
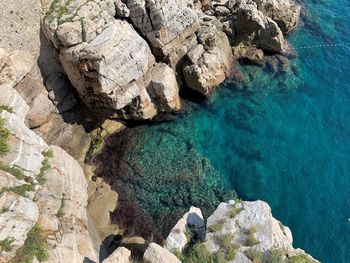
0,105,14,113
0,237,15,252
246,226,260,246
0,116,10,157
246,248,263,263
268,248,286,263
179,243,226,263
0,162,25,180
0,184,34,198
36,158,51,184
208,219,225,233
10,225,48,263
43,149,54,158
286,254,318,263
215,233,234,248
56,197,65,218
215,233,240,261
230,205,243,218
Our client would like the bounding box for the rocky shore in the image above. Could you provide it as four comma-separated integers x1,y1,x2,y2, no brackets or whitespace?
0,0,320,262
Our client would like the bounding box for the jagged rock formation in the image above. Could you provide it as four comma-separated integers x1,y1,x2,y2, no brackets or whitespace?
163,200,319,263
0,49,97,262
42,0,300,120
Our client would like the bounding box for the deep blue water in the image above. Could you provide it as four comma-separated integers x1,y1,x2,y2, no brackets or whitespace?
103,1,350,262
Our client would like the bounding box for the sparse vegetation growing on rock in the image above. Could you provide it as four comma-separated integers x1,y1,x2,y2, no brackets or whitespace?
0,105,14,113
0,184,34,198
174,243,226,263
246,248,264,263
230,203,243,218
0,162,26,180
215,233,240,261
0,114,10,157
10,225,48,263
246,226,260,246
208,219,225,233
36,158,51,185
0,236,15,252
56,197,65,218
268,248,286,263
286,254,318,263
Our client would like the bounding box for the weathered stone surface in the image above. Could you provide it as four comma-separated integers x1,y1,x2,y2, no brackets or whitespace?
0,110,47,178
252,0,301,33
0,84,30,121
102,247,132,263
127,0,200,59
183,17,233,95
147,63,182,112
165,206,205,252
35,145,97,262
0,192,39,262
0,49,34,88
144,243,181,263
234,1,286,52
57,19,156,119
205,200,319,263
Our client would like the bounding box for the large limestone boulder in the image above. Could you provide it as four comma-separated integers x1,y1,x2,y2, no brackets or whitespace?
147,63,181,112
127,0,200,59
233,1,286,52
252,0,301,33
165,206,205,252
102,247,132,263
144,243,181,263
183,17,233,95
43,0,184,120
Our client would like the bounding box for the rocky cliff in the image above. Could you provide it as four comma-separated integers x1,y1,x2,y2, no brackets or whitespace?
103,200,319,263
42,0,300,120
0,48,97,262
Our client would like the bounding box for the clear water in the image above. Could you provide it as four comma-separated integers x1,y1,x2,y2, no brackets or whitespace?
100,1,350,262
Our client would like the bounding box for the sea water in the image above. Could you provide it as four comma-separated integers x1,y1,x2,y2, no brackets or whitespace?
100,1,350,262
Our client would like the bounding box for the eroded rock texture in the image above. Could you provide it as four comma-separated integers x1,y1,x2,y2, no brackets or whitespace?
42,0,300,120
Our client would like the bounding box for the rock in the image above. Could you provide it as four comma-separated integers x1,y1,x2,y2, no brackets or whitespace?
233,45,265,65
207,201,294,262
102,247,131,263
0,110,48,178
45,72,78,113
127,0,200,59
183,18,233,95
233,1,286,52
147,64,182,112
35,146,97,262
0,192,39,262
115,0,130,18
143,243,181,263
0,84,30,121
165,206,205,252
26,89,57,128
252,0,301,33
0,49,34,88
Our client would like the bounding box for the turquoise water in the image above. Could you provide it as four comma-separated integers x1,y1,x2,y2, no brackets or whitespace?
96,1,350,262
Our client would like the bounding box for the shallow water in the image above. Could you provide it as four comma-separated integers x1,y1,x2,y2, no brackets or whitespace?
98,1,350,262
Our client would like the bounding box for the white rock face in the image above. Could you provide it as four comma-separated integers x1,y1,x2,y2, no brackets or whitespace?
0,192,39,262
165,206,205,252
127,0,200,58
0,49,34,88
102,247,132,263
0,48,98,262
144,243,182,263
